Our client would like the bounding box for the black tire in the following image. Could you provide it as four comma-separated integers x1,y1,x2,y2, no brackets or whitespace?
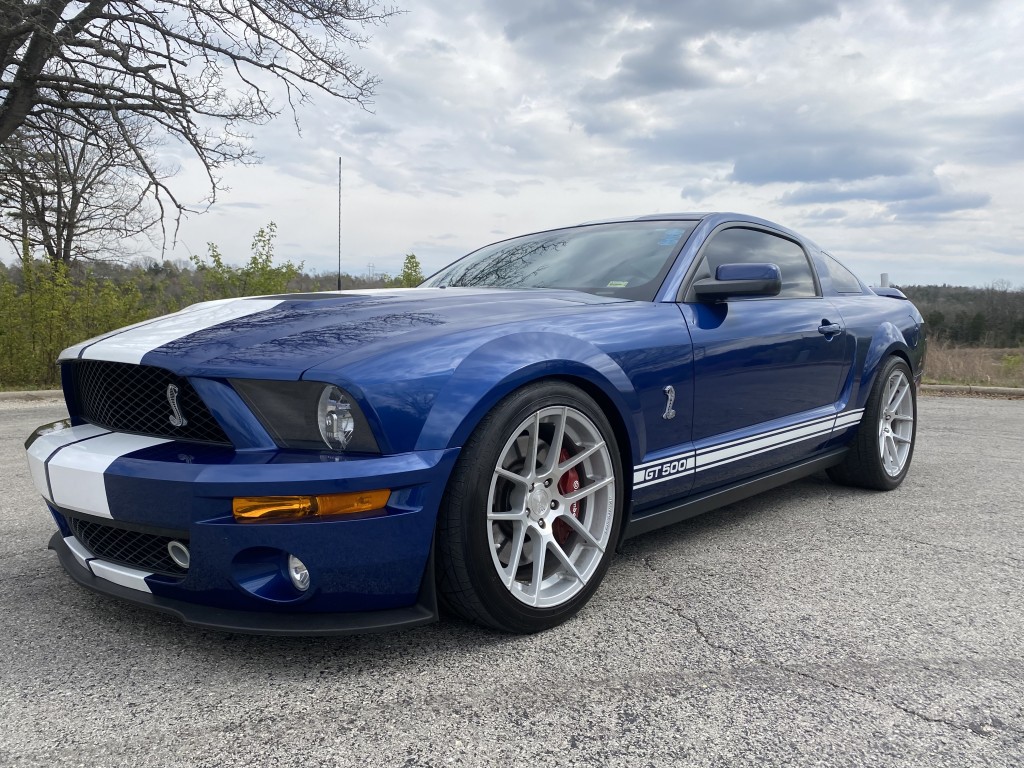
828,356,917,491
436,381,624,633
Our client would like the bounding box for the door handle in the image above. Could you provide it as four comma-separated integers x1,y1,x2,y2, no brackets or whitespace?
818,321,843,337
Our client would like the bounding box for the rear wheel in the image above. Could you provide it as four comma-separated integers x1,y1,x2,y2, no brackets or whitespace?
437,381,623,633
828,356,917,490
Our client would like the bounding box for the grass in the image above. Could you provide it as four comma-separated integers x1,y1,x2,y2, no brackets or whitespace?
924,341,1024,388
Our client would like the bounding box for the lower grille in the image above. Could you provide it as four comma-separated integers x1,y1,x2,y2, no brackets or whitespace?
67,515,188,578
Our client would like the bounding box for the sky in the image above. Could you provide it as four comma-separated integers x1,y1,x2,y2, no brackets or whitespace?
157,0,1024,288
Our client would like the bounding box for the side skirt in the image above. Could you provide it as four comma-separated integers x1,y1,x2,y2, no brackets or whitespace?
621,448,848,542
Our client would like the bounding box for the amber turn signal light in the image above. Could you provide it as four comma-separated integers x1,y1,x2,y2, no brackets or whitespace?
233,489,391,522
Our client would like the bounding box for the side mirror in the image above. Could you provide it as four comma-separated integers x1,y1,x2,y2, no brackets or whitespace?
693,263,782,301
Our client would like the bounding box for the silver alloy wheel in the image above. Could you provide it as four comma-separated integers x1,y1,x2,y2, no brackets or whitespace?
486,405,616,608
878,368,915,476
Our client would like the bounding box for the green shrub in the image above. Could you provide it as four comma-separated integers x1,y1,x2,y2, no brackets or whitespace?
0,222,302,389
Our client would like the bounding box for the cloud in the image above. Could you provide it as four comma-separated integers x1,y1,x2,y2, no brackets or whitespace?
780,175,942,204
580,36,714,103
215,201,269,211
802,207,848,221
732,147,917,184
130,0,1024,287
886,191,991,216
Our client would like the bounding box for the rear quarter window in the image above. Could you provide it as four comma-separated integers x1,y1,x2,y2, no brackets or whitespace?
824,254,865,294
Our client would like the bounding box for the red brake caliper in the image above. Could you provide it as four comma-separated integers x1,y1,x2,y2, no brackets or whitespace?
553,446,581,546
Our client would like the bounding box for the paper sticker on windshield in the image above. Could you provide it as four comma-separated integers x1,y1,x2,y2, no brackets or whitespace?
606,280,629,288
658,229,684,246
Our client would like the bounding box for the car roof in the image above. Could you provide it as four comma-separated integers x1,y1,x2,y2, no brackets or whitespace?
577,212,787,230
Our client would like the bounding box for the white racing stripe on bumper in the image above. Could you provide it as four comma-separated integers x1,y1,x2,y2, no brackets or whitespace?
88,560,154,593
25,423,111,502
47,433,170,518
68,298,282,364
63,535,93,571
62,535,154,593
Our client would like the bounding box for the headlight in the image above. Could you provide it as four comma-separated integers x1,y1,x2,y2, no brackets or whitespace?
318,385,355,449
230,379,380,453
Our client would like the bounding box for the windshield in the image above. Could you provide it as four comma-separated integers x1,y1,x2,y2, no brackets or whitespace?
424,220,698,301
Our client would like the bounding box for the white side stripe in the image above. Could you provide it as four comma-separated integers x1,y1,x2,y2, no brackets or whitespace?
833,410,865,429
697,419,835,467
698,425,835,471
633,451,696,489
696,414,836,457
632,408,868,485
48,433,170,518
68,298,282,364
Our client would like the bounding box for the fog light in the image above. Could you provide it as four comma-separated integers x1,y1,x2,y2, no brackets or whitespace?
287,554,310,592
167,540,191,569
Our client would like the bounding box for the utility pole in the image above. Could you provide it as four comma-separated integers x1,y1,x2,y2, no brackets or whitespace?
20,185,30,262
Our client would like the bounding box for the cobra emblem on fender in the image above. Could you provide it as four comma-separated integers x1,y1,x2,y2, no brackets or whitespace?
166,383,188,427
662,385,676,420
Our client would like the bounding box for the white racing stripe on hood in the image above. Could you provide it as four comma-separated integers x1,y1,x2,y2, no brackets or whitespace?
61,298,282,364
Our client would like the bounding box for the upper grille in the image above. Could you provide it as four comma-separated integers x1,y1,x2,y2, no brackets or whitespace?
69,360,231,445
66,514,188,578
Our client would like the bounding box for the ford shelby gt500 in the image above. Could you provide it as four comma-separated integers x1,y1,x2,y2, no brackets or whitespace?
25,213,925,634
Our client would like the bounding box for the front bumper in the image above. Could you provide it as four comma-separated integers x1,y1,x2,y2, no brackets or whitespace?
49,532,439,635
27,420,460,633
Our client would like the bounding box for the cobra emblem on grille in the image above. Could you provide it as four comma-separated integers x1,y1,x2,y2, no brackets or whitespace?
166,383,188,427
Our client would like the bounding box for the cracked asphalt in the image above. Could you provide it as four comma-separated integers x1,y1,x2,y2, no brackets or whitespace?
1,395,1022,767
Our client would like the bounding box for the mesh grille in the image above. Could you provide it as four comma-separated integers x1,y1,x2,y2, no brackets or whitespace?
70,360,230,445
67,515,188,577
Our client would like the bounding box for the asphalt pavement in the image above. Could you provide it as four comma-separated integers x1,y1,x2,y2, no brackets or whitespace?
1,395,1022,767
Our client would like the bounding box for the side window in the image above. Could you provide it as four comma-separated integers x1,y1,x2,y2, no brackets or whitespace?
824,253,864,294
696,228,818,298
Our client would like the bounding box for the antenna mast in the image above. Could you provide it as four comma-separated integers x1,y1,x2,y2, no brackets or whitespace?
337,156,342,291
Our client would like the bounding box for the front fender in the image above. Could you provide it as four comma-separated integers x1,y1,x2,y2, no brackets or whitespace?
414,332,643,459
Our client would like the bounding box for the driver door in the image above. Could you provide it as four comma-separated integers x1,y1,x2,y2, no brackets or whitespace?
678,226,847,493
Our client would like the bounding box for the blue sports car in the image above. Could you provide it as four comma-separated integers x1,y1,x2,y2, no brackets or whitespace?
25,213,925,634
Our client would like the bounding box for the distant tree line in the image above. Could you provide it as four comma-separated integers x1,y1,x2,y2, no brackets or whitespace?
1,240,1015,390
0,223,424,389
899,282,1024,348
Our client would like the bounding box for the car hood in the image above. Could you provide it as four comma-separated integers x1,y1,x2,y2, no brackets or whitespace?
61,288,631,378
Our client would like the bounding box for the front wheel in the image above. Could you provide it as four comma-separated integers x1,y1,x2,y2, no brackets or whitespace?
436,382,623,633
828,356,917,490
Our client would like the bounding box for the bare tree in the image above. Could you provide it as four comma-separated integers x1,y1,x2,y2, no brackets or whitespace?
0,110,161,264
0,1,398,216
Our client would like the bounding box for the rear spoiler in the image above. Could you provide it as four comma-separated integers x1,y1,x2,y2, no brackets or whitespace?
871,286,908,299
